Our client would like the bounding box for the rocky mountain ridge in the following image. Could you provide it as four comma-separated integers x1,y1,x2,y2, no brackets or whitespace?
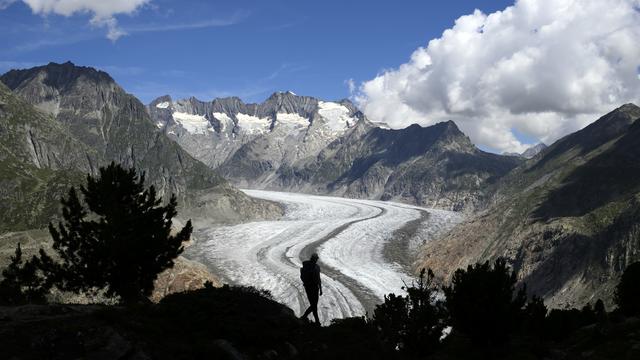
418,103,640,308
148,92,362,174
149,93,522,211
0,62,282,230
504,143,548,159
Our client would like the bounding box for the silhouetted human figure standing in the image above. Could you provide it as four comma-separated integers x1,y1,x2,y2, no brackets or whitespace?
300,253,322,324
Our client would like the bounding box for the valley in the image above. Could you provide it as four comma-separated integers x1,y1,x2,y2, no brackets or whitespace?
1,2,639,357
0,61,638,313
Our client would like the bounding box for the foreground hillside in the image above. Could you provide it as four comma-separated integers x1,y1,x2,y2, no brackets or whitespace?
418,104,640,308
1,285,638,360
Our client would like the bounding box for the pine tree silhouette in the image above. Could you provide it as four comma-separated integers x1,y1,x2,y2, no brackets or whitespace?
443,258,526,346
46,162,192,303
615,261,640,316
0,244,49,305
373,268,446,355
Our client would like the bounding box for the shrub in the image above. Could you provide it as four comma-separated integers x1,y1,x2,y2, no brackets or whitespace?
372,268,447,355
443,258,526,345
0,244,49,305
615,261,640,316
522,295,547,337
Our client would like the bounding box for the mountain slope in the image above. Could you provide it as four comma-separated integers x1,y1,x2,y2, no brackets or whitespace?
266,119,521,211
418,104,640,307
0,62,281,228
0,80,95,231
148,93,521,211
1,62,224,199
303,120,522,210
148,91,363,188
522,143,547,159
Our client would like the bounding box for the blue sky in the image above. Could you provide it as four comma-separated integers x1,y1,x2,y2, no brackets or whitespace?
0,0,513,104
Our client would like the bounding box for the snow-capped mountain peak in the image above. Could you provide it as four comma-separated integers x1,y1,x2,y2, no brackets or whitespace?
146,93,363,169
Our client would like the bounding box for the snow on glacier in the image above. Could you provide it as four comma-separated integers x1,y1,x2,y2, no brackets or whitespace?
318,101,357,133
317,198,421,302
275,113,309,129
212,112,234,133
236,113,270,134
186,190,461,324
155,101,171,109
172,112,212,135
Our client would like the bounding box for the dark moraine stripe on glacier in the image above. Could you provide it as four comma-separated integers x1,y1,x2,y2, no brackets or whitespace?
384,209,431,271
295,201,388,313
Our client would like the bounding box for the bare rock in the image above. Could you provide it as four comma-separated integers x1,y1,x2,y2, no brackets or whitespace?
151,256,222,302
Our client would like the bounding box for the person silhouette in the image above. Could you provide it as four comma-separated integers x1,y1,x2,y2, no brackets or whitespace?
300,253,322,324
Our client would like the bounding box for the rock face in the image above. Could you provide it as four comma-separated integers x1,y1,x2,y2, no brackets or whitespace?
149,94,521,211
0,62,282,231
0,80,94,231
504,143,548,159
149,92,362,184
286,120,521,211
521,143,547,159
418,104,640,308
1,62,224,201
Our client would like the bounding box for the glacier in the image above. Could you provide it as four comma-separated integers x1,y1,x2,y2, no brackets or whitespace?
172,112,212,134
185,190,462,324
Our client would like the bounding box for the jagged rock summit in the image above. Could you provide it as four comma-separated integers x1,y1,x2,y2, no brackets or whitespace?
148,91,363,171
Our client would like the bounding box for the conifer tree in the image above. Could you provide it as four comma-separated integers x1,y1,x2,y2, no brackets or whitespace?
373,268,446,355
47,162,192,303
615,261,640,316
0,244,49,305
443,258,526,345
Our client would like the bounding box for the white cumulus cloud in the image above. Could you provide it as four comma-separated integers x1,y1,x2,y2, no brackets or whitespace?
355,0,640,153
18,0,151,41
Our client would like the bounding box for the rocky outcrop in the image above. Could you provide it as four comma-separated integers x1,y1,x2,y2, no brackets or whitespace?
151,256,221,303
521,143,547,159
418,104,640,307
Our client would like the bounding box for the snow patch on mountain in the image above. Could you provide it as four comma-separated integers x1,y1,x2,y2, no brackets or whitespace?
318,101,357,133
275,112,309,129
236,113,270,134
155,101,170,109
212,112,234,133
172,112,212,135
